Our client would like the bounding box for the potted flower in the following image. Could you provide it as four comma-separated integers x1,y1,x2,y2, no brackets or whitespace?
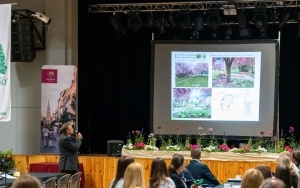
0,149,16,172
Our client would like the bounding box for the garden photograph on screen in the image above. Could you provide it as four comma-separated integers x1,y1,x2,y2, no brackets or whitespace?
171,51,261,121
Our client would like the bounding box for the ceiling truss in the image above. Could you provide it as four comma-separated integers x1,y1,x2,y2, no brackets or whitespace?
88,1,300,13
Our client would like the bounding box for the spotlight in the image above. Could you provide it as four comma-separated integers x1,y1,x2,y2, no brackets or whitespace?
224,25,232,40
158,16,166,35
190,31,199,40
127,11,142,32
207,9,222,30
194,13,204,31
145,13,154,28
238,12,252,38
253,8,267,29
109,13,126,35
278,11,291,30
178,10,191,30
297,9,300,39
168,14,176,27
31,11,51,25
253,8,268,39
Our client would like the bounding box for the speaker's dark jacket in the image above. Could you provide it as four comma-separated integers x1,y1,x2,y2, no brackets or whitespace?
58,133,82,171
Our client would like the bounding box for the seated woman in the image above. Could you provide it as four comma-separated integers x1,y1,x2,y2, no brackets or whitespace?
109,156,135,188
255,164,272,179
11,173,42,188
123,162,146,188
169,154,188,188
149,157,175,188
240,168,264,188
275,165,292,188
277,155,298,188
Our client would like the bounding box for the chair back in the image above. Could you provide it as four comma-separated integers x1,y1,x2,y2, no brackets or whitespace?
57,174,71,188
68,172,82,188
42,176,57,188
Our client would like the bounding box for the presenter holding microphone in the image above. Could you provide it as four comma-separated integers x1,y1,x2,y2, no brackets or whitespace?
58,122,83,175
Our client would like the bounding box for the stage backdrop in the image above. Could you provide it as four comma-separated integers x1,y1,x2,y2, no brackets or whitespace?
0,4,11,122
41,65,77,154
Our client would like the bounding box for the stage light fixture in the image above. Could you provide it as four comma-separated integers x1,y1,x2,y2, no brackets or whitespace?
158,16,166,35
297,9,300,39
145,13,154,28
194,13,204,31
238,12,252,39
224,25,232,40
31,11,51,25
168,14,176,27
253,8,267,29
127,11,142,32
109,13,126,34
278,11,291,30
178,10,191,30
190,30,199,40
207,9,222,30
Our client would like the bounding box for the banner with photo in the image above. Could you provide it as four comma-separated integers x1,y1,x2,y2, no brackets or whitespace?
0,4,11,121
41,65,77,154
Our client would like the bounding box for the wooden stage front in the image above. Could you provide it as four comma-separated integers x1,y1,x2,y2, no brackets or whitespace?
13,152,279,188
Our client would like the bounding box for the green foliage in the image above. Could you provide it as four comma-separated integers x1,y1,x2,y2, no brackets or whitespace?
0,149,15,170
176,75,208,87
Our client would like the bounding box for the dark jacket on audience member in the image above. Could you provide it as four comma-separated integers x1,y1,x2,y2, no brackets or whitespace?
186,159,220,187
170,171,187,188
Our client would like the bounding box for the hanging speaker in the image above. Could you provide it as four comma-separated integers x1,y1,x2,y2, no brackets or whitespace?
11,19,36,62
107,140,124,156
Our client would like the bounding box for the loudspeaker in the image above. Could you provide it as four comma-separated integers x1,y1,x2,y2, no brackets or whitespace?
107,140,124,156
11,19,36,62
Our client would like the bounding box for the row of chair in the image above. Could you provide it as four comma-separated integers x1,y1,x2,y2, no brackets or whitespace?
43,172,82,188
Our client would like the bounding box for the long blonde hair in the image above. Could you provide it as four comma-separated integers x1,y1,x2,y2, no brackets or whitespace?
123,162,146,188
241,168,264,188
277,155,296,176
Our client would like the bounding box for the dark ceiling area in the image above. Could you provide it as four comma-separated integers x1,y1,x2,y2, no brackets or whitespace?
78,1,300,154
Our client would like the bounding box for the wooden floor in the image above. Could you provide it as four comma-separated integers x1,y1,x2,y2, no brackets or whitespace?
13,154,277,188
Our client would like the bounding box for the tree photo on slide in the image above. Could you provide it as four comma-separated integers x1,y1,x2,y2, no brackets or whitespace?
212,57,255,88
175,63,208,87
172,88,212,119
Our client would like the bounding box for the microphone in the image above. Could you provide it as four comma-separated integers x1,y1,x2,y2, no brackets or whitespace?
74,130,83,140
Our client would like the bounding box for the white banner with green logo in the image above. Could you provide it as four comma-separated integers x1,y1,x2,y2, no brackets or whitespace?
0,4,11,121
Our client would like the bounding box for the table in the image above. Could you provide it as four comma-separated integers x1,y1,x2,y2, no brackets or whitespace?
0,172,66,187
214,182,241,188
29,162,85,187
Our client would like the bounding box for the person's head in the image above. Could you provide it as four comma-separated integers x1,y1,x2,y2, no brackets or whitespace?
123,162,145,188
274,165,291,188
241,168,264,188
111,156,135,188
60,122,74,136
276,155,296,176
169,154,185,174
11,173,42,188
291,151,300,165
255,164,272,179
259,178,286,188
149,157,169,188
279,151,292,160
191,148,201,159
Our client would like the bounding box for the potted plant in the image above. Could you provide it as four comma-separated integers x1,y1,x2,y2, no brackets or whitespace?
0,149,16,172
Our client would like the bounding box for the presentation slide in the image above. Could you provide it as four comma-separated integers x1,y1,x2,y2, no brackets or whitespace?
151,41,278,137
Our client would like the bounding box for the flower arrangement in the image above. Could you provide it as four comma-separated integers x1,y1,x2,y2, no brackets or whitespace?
0,149,16,171
123,126,296,154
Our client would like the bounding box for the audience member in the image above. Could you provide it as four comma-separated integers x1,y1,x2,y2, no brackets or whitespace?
110,156,135,188
275,165,292,188
149,157,175,188
255,164,273,179
240,168,264,188
11,173,42,188
277,155,298,188
259,178,286,188
186,148,220,187
173,153,194,188
291,151,300,169
123,162,146,188
279,151,300,177
169,154,188,188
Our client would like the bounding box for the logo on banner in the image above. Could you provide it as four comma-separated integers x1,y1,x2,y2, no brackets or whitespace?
42,69,58,83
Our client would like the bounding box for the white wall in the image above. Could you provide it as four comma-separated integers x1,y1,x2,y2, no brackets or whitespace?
0,0,77,154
